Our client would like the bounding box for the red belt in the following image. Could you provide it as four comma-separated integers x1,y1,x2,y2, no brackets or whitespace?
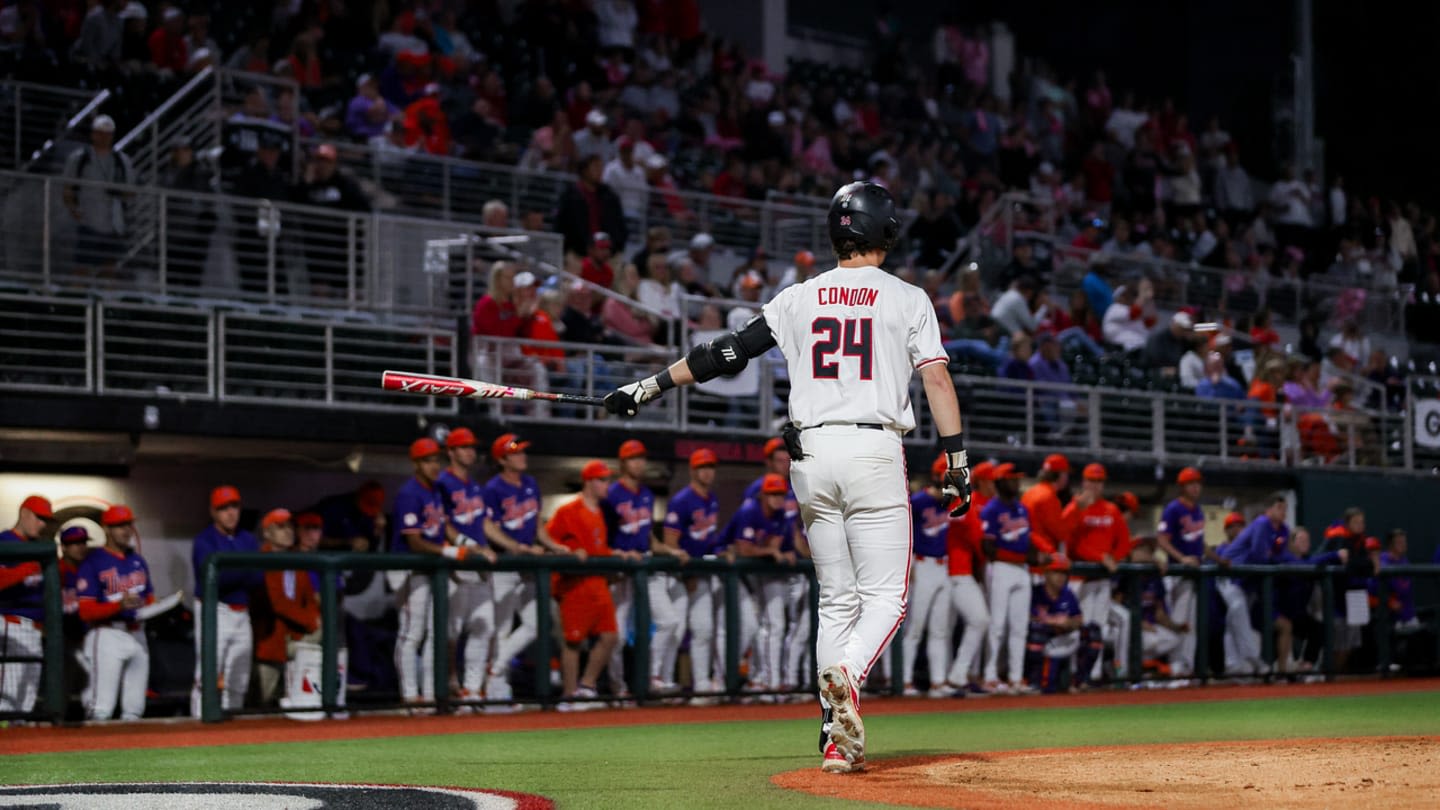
994,549,1029,565
3,614,42,631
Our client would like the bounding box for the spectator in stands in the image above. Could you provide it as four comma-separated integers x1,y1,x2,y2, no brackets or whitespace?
777,250,819,292
1082,255,1115,317
116,2,148,69
560,280,607,346
522,285,568,376
990,276,1040,337
162,137,215,288
1123,129,1160,213
999,238,1044,289
272,87,317,139
403,84,453,157
1321,346,1356,392
1166,151,1203,220
1249,306,1281,354
377,10,427,57
1211,149,1253,227
1195,352,1244,400
472,261,534,339
1329,320,1371,367
346,74,400,140
637,252,682,329
603,137,648,224
148,6,186,76
1178,339,1205,390
1283,357,1331,409
294,143,370,296
232,128,290,295
574,110,616,165
998,333,1036,381
726,271,765,331
225,31,270,74
1030,333,1081,436
556,155,628,257
1102,282,1155,353
602,263,658,346
1143,311,1195,374
1269,163,1314,257
62,115,135,276
580,232,617,294
183,8,218,74
70,0,123,69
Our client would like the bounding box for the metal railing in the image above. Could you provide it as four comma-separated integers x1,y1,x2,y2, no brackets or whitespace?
0,293,459,414
0,81,109,172
0,168,563,318
0,543,66,725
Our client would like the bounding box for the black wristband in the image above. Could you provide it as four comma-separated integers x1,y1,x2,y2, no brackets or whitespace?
657,368,676,391
940,432,966,454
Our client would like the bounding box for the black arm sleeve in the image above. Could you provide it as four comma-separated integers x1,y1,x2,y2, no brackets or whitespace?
685,314,777,383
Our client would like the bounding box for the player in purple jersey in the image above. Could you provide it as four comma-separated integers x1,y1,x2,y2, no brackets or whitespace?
898,455,956,697
190,485,262,716
435,427,500,708
603,439,656,697
1109,540,1191,681
980,464,1036,693
724,473,794,693
1154,467,1206,678
660,449,722,695
741,438,812,695
1,495,53,716
76,505,156,720
479,433,568,703
1216,494,1290,676
1024,555,1092,694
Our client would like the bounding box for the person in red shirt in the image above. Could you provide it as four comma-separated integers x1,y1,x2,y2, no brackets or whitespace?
403,85,453,156
250,509,318,708
943,460,994,695
580,232,616,294
471,261,534,338
1021,454,1070,559
148,7,188,73
545,460,620,709
1061,463,1131,684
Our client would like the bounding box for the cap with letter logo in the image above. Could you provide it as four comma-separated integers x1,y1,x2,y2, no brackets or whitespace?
491,433,530,460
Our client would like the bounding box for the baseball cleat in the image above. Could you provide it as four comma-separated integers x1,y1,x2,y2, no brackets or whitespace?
819,665,864,765
822,741,864,774
902,683,921,697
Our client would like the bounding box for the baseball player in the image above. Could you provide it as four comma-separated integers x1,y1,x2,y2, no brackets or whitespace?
1021,455,1069,560
58,524,90,709
1216,494,1290,676
643,453,697,694
982,463,1037,694
435,427,500,707
1061,463,1131,679
741,438,807,693
723,473,795,693
392,438,476,709
251,509,319,712
900,455,957,697
603,439,656,697
481,433,568,702
662,449,722,695
1222,512,1246,542
1,495,52,716
76,504,155,721
604,182,973,774
1109,539,1192,679
1024,555,1097,694
191,486,262,716
546,460,621,709
1155,467,1206,678
943,461,994,695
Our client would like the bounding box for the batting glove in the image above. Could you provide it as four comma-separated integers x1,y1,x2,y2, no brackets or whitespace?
604,375,664,417
941,448,972,517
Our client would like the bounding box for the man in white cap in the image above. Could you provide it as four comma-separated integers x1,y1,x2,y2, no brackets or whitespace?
69,0,124,68
688,232,715,279
1143,310,1196,373
63,114,135,275
574,109,616,165
603,136,648,222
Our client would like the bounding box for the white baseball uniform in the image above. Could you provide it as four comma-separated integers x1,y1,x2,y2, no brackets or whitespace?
760,264,949,683
435,468,496,700
902,490,954,689
76,546,154,721
0,614,41,715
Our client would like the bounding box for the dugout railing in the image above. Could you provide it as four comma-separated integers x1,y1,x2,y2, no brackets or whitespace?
194,553,1440,723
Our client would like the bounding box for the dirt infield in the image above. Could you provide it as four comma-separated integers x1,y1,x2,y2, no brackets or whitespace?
772,736,1440,809
2,677,1436,756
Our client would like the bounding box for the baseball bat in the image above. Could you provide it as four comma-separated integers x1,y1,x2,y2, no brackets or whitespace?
380,370,608,407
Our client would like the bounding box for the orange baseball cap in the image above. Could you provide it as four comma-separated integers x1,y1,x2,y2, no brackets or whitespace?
763,437,786,458
1046,554,1072,572
1116,492,1139,515
491,432,530,460
794,250,815,268
260,508,293,529
19,495,52,519
410,437,443,460
690,448,718,468
296,512,324,529
618,439,648,460
1177,466,1203,484
581,460,615,481
101,504,135,526
1042,454,1070,473
992,462,1025,479
1224,512,1246,528
760,473,789,495
1082,463,1107,481
970,461,997,482
210,485,241,509
445,427,478,448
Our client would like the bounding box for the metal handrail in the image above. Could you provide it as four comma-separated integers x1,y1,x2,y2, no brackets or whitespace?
19,88,112,172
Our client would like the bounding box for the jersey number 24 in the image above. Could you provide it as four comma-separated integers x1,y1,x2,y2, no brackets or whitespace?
811,317,873,380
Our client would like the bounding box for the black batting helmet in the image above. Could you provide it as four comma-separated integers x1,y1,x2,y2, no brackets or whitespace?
828,182,900,257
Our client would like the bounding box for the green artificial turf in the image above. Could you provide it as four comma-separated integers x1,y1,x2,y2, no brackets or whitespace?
4,692,1439,809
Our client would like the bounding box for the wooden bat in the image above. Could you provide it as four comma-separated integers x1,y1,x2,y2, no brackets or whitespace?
380,370,607,407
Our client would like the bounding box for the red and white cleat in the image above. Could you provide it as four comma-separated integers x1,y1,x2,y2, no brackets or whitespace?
819,665,864,767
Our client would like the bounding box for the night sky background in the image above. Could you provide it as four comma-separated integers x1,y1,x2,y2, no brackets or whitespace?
788,0,1440,207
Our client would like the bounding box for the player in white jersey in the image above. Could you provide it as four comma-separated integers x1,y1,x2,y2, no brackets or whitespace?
605,182,972,774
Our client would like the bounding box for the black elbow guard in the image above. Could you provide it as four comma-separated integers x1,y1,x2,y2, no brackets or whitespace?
687,315,776,383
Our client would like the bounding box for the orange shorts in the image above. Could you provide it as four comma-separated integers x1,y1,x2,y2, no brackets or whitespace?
558,578,617,643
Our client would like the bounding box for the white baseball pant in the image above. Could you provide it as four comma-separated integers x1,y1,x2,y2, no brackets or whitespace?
450,577,495,697
1110,608,1186,674
791,425,911,684
984,561,1031,685
491,571,538,677
711,578,759,685
190,601,252,715
608,577,634,692
945,575,990,686
1217,578,1265,674
901,556,952,687
648,573,687,684
0,615,42,714
750,575,789,688
394,573,434,701
1075,577,1113,680
1163,576,1197,676
85,624,148,721
780,573,812,687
